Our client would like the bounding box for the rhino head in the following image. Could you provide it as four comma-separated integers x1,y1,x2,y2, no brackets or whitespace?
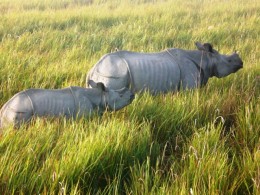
195,42,243,78
88,80,135,111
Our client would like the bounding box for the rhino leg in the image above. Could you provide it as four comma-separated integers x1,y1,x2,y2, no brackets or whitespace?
0,91,33,128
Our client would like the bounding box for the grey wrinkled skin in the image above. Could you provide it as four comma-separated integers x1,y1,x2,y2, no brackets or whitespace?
0,81,134,129
86,42,243,94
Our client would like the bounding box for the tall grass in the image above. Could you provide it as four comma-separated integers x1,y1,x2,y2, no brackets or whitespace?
0,0,259,194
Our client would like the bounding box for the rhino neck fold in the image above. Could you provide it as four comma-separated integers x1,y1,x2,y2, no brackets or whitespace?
187,57,205,86
185,50,214,87
83,89,104,112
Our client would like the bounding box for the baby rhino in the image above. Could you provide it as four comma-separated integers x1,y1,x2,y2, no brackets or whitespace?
0,80,134,129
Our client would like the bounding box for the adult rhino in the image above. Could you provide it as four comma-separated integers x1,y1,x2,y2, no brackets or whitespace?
0,80,134,129
86,42,243,94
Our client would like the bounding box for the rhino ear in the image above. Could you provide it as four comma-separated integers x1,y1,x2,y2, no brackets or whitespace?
195,42,214,53
96,82,106,92
195,42,204,50
88,80,97,88
203,43,214,53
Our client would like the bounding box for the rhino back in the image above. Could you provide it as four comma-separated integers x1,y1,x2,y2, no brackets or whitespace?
120,51,181,93
26,88,76,118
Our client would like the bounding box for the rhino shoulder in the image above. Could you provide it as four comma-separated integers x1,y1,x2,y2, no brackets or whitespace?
69,87,96,117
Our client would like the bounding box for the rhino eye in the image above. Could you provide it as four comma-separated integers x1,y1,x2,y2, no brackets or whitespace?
228,59,232,63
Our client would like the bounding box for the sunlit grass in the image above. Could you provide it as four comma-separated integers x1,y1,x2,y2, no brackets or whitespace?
0,0,259,194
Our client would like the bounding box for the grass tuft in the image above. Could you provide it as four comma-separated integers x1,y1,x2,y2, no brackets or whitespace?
0,0,259,193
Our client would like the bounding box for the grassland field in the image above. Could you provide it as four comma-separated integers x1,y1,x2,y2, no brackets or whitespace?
0,0,259,194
